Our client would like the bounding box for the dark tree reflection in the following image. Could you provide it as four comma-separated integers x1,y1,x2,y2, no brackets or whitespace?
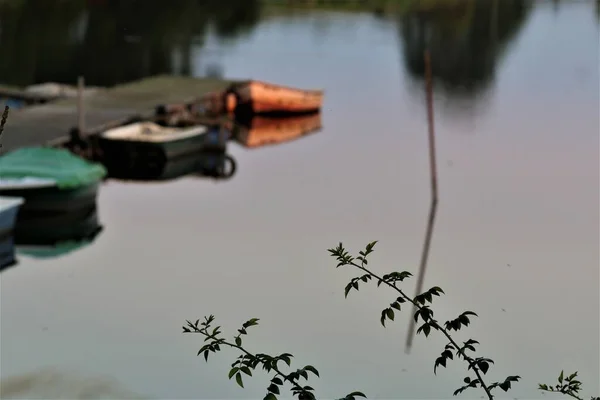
398,0,531,100
0,0,262,87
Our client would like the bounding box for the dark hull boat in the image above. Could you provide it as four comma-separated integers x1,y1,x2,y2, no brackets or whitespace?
105,149,236,182
96,122,228,167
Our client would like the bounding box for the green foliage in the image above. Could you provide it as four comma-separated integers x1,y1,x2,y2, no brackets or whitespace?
182,315,364,400
183,241,598,400
539,371,599,400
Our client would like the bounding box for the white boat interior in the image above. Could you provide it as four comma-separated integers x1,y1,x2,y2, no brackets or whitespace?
101,122,208,143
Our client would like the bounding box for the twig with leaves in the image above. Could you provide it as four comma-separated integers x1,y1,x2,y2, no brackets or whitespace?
539,371,599,400
183,241,598,400
182,315,366,400
329,241,520,400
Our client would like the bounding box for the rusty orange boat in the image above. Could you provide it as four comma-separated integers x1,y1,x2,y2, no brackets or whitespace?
233,113,322,148
201,80,324,118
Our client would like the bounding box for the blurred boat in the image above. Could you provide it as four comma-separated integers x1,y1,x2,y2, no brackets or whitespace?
0,196,23,271
232,113,322,148
202,80,323,119
0,233,16,272
0,147,106,213
105,149,236,182
0,196,24,237
97,122,227,164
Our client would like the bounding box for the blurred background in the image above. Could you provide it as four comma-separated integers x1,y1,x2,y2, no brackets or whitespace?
0,1,598,399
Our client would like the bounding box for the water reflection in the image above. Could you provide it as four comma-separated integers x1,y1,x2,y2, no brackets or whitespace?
0,0,262,86
0,201,103,272
231,113,323,149
0,234,17,272
14,205,103,260
398,0,531,98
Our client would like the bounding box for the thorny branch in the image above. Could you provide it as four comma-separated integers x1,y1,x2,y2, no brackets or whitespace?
329,241,519,400
182,315,365,400
183,241,597,400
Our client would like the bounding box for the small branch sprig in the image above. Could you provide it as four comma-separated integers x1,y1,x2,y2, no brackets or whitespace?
328,241,521,400
539,371,599,400
182,315,366,400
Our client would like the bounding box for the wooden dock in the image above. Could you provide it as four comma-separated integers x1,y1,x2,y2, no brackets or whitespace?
0,76,234,153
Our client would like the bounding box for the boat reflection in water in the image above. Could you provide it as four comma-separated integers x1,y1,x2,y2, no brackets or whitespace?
0,234,17,272
14,204,103,260
104,147,237,182
230,113,322,149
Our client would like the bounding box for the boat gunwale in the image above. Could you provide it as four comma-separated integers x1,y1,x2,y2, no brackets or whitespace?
0,178,58,191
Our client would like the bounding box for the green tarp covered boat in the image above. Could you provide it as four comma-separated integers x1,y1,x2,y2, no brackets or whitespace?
0,147,106,212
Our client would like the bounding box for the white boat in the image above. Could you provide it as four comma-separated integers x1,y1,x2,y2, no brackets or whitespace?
97,122,224,162
100,122,207,144
0,196,24,237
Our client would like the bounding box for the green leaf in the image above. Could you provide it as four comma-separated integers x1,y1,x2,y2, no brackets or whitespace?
558,370,564,384
304,365,320,377
344,282,354,298
434,356,447,374
203,350,209,362
423,324,431,337
280,354,292,366
380,309,387,327
241,367,252,376
478,361,490,374
429,286,444,295
264,394,277,400
271,377,283,385
366,241,377,253
391,302,401,311
348,392,367,398
235,337,242,346
413,309,420,323
235,372,244,388
267,384,280,395
386,308,395,321
228,368,239,379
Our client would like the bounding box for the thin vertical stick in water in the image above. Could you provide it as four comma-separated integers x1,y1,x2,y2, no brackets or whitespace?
405,49,439,353
77,76,85,135
0,105,9,150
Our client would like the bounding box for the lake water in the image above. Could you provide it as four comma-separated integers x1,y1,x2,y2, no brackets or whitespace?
1,1,599,399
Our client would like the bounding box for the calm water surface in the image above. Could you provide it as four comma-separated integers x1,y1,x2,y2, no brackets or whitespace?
1,2,599,399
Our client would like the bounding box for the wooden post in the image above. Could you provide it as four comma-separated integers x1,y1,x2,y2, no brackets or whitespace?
77,76,85,135
404,49,439,353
